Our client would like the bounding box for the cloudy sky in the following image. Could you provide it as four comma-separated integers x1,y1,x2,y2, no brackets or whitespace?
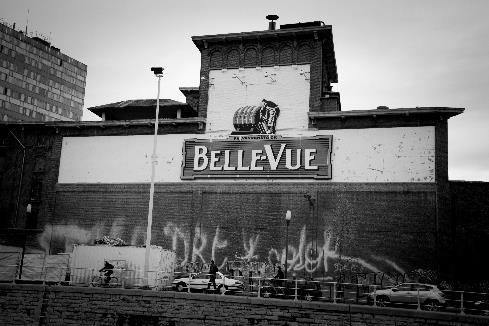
2,0,488,181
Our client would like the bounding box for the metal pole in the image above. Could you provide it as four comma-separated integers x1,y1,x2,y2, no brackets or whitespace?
285,220,289,280
294,278,298,301
18,229,27,280
144,74,161,287
417,289,421,310
258,277,261,298
460,291,465,315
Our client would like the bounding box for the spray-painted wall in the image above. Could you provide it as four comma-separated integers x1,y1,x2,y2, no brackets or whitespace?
47,183,436,280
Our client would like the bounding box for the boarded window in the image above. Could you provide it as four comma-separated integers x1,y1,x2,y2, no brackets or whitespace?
279,46,293,65
244,48,258,67
297,44,312,63
210,50,222,69
262,47,275,66
227,48,239,68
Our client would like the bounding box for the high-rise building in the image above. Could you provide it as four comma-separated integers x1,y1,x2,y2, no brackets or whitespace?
0,22,87,122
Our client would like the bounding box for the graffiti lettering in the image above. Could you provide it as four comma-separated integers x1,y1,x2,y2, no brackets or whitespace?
192,224,207,264
211,226,228,269
163,222,191,266
240,232,260,261
36,220,406,280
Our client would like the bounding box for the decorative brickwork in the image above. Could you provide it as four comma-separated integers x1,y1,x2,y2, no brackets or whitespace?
193,26,338,119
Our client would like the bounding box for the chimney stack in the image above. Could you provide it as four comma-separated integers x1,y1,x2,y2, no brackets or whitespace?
266,15,279,30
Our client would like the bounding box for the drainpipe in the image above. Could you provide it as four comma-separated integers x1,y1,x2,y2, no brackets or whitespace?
9,129,26,227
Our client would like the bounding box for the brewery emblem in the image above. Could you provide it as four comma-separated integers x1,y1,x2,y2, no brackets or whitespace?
232,99,280,135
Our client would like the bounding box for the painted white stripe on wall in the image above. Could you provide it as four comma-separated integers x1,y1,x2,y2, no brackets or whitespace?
58,126,435,184
206,65,311,133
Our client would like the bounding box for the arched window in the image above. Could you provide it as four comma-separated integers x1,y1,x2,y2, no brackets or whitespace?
279,45,293,65
227,48,240,68
244,48,258,67
210,50,222,69
297,44,312,63
262,47,275,66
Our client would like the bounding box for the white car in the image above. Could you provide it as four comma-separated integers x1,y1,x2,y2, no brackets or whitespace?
172,272,244,294
369,283,446,311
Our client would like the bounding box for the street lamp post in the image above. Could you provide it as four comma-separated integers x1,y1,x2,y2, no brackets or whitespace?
144,67,164,286
284,210,292,280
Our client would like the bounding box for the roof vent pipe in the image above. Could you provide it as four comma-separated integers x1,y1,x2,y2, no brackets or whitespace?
266,15,279,30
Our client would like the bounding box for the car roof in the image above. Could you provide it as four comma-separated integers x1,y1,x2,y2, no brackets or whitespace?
399,282,438,287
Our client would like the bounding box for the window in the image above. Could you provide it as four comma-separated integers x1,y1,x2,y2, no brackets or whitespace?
397,284,413,291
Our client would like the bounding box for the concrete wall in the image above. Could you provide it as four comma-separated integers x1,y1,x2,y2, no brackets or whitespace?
0,284,487,326
58,126,435,184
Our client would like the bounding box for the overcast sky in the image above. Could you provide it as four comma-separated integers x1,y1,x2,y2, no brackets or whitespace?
2,0,488,181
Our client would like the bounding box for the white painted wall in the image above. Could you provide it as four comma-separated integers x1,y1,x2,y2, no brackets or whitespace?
206,65,311,133
58,126,435,184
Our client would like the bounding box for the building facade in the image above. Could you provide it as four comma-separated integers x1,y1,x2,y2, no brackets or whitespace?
0,22,87,122
1,19,487,283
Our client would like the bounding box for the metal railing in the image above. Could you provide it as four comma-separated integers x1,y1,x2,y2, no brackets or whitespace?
1,257,488,317
171,274,489,316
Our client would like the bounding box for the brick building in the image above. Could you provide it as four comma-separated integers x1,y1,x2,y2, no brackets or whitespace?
1,18,487,283
0,22,87,122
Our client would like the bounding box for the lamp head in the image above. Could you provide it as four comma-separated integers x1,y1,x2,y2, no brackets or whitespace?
285,210,292,221
151,67,164,76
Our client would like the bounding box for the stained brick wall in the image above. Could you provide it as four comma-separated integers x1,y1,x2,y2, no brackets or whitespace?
0,284,487,326
449,181,489,281
47,182,437,278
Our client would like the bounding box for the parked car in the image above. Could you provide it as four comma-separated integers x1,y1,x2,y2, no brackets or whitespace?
172,272,244,294
260,278,323,301
368,283,446,311
473,298,489,315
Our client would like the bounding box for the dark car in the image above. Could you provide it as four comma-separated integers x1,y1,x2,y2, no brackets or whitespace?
260,278,323,301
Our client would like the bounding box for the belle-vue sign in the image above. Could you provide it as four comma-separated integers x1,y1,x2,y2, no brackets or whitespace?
181,135,332,179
